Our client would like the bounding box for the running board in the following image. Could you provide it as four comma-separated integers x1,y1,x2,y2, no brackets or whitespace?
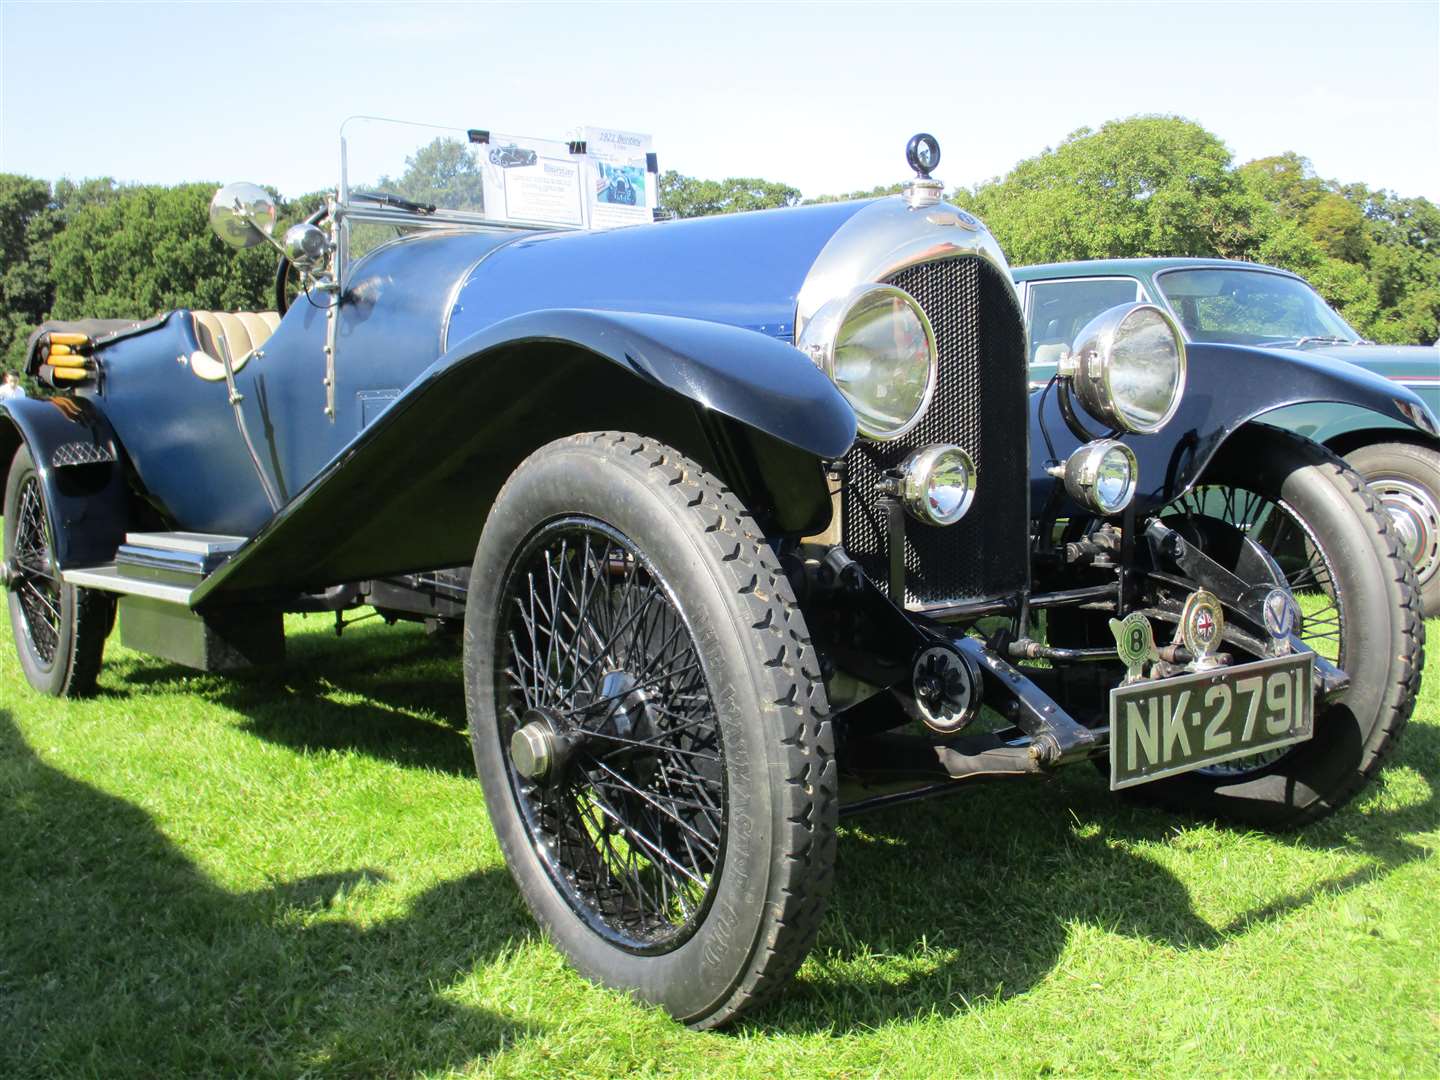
63,542,282,671
63,564,194,606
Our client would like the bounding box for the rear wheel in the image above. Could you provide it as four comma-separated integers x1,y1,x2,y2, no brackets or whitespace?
3,444,112,696
1131,426,1424,828
464,432,836,1027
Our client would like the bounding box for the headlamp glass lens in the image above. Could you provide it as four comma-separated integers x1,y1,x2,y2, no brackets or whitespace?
833,288,933,439
1109,307,1184,431
1095,445,1136,512
925,448,972,524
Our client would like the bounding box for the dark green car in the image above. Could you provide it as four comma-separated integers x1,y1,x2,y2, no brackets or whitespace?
1014,257,1440,615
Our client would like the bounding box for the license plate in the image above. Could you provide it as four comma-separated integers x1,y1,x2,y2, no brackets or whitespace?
1109,653,1313,790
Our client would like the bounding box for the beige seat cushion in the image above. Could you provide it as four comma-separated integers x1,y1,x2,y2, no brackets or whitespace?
189,311,281,381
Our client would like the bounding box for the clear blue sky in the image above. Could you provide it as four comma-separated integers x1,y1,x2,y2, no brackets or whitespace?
2,0,1436,201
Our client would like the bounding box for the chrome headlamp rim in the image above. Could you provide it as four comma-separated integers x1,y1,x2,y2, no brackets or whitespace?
1062,438,1138,516
899,444,977,526
1062,302,1188,435
798,282,938,442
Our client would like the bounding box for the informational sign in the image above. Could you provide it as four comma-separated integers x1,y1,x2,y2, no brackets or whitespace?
479,126,656,231
581,126,655,229
480,134,584,227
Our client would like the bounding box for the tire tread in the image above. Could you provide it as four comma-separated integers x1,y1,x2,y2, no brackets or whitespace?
489,431,836,1028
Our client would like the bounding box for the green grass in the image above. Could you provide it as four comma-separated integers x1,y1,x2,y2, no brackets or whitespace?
1,608,1436,1079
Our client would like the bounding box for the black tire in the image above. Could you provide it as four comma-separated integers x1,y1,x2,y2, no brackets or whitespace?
1129,426,1424,829
1345,441,1440,618
3,443,113,697
463,432,836,1028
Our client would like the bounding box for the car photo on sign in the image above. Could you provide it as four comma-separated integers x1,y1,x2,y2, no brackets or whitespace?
595,162,644,205
488,142,538,168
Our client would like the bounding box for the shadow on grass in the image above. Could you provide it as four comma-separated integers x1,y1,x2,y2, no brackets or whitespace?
117,617,474,777
751,717,1438,1034
71,617,1436,1040
0,708,539,1077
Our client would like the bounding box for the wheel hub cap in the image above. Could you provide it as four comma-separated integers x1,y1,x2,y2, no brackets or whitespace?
595,670,650,738
1372,477,1439,585
510,709,572,782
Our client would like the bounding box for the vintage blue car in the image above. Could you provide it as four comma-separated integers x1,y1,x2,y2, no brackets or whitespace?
1013,257,1440,616
2,123,1433,1027
487,142,538,168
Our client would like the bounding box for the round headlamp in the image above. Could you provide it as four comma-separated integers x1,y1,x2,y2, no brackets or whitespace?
798,283,936,440
898,444,976,526
1062,439,1138,516
1061,303,1187,434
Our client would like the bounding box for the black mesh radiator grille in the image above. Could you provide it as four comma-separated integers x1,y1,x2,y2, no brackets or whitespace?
840,257,1030,607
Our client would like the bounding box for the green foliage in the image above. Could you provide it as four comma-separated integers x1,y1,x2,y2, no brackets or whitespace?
48,183,277,322
376,137,485,213
941,118,1438,344
1237,153,1440,343
0,177,325,383
1,116,1435,361
957,116,1264,264
804,182,905,205
658,171,800,218
0,174,59,382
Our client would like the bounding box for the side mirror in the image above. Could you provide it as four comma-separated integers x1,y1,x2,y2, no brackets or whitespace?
209,182,278,251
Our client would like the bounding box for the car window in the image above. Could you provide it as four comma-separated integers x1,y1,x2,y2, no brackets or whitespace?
1156,268,1359,346
1025,278,1140,364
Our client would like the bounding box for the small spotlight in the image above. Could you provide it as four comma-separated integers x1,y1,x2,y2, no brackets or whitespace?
1061,439,1137,516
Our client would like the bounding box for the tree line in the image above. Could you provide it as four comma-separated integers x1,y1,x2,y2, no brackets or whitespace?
3,115,1435,388
663,116,1439,346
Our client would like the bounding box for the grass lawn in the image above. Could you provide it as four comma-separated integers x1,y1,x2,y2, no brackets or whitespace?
1,605,1435,1078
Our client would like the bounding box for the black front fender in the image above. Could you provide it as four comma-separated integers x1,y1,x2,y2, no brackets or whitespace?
192,309,855,607
0,396,130,569
1030,342,1439,518
439,309,857,458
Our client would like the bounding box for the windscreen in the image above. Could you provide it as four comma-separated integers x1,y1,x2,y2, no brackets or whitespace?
341,117,489,217
1157,269,1359,346
339,116,657,230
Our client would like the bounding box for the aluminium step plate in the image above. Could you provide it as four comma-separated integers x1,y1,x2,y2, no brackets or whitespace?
122,532,246,557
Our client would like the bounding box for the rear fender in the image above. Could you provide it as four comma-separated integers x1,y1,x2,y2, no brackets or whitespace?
0,396,130,569
1030,342,1440,518
191,309,855,608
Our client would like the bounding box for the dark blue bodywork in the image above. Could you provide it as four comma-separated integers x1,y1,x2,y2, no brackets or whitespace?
1029,341,1436,519
9,202,867,602
6,193,1436,610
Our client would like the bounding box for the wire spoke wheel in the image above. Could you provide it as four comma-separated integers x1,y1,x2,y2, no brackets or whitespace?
10,475,63,666
467,433,835,1027
1125,427,1422,828
1165,481,1345,777
4,443,112,697
497,518,726,953
1167,483,1343,663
